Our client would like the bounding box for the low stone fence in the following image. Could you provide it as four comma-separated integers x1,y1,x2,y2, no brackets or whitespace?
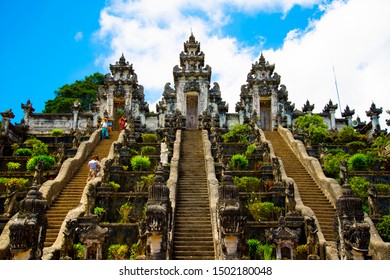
202,130,220,259
166,130,181,259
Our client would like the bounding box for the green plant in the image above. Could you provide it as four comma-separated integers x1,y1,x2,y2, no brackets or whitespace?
140,174,155,189
118,202,133,223
130,155,151,171
73,243,85,260
141,145,156,155
230,154,249,170
348,153,368,171
222,123,251,143
26,155,56,171
349,176,370,201
129,148,139,155
50,128,64,137
323,150,349,178
337,126,360,143
94,206,106,216
13,148,33,156
23,138,49,156
245,144,257,156
129,243,140,260
122,165,129,171
11,143,20,151
233,176,261,192
376,215,390,242
247,239,274,260
6,162,21,172
346,141,367,154
247,199,281,221
375,183,390,193
247,239,261,259
109,181,121,191
294,244,309,260
295,114,331,144
108,244,129,260
371,133,390,157
0,177,29,192
141,133,158,143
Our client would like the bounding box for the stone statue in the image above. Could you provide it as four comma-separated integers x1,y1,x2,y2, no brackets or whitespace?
368,184,379,217
306,216,319,258
339,160,348,186
272,157,282,183
285,179,297,215
55,142,65,166
160,138,169,166
33,159,45,186
262,142,271,164
2,184,18,217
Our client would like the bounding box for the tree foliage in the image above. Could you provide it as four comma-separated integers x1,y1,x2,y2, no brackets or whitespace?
43,73,104,113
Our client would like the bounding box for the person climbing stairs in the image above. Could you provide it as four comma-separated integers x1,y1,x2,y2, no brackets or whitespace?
263,131,336,243
172,130,215,260
44,131,120,247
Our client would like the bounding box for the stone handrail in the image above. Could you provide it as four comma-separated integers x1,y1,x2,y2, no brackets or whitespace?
277,125,342,207
166,129,181,259
40,129,102,207
42,130,125,259
202,130,220,259
257,127,334,259
276,124,389,259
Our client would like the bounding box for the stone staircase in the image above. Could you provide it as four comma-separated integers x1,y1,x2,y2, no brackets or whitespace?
44,131,119,247
173,130,215,260
263,131,336,243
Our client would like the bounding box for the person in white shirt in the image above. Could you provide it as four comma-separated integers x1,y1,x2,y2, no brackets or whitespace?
86,155,100,182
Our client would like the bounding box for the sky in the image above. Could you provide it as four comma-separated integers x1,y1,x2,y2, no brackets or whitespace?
0,0,389,128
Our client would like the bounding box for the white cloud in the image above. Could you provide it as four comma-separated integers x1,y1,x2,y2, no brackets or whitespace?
95,0,390,128
74,31,83,41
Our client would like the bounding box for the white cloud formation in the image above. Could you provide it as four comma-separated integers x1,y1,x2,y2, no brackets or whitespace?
95,0,390,127
74,31,83,41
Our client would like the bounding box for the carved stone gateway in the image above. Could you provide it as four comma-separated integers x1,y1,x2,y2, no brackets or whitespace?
145,167,171,259
334,182,370,260
9,183,47,260
217,167,246,259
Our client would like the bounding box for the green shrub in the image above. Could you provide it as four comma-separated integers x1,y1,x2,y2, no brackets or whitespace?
118,202,132,223
0,177,29,192
309,126,331,145
349,176,370,201
141,145,156,155
108,244,129,260
222,123,251,143
13,148,33,156
375,184,390,193
73,243,85,260
346,141,367,154
323,150,349,178
6,162,21,172
247,239,274,260
294,244,309,260
337,126,359,143
94,206,106,216
247,200,281,221
23,138,49,156
141,133,158,143
245,144,257,156
230,154,249,170
140,174,155,188
348,153,368,171
376,215,390,242
26,155,56,171
130,155,151,171
233,176,261,192
129,243,140,260
109,181,120,191
50,128,64,137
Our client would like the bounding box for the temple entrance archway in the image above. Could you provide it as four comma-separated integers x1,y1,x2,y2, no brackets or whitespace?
113,101,125,131
186,93,198,129
260,100,271,131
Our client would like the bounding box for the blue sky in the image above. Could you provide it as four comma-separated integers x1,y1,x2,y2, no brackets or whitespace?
1,0,389,127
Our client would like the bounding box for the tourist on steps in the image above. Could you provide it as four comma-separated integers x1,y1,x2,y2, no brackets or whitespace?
119,115,127,131
100,117,110,139
86,155,100,182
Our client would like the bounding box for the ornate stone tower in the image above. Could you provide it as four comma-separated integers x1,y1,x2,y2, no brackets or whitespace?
236,54,286,131
157,33,228,129
95,54,149,129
